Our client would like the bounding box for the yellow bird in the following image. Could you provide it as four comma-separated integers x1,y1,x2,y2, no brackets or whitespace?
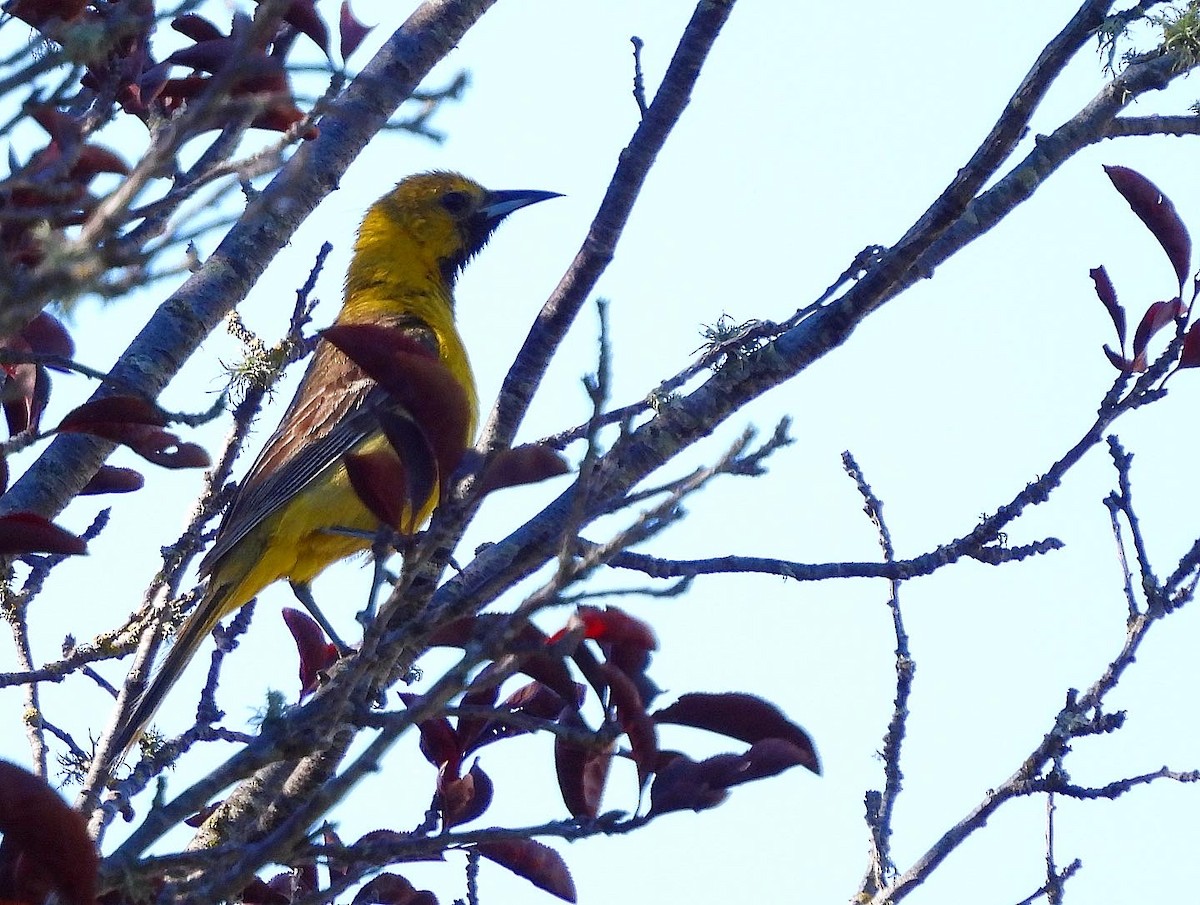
106,172,559,765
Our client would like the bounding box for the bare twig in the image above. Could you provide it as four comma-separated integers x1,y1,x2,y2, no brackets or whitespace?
844,451,909,898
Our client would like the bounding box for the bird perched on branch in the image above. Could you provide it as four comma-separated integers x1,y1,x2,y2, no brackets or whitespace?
105,172,560,767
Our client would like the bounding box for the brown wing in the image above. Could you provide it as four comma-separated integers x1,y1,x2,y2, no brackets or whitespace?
199,318,438,576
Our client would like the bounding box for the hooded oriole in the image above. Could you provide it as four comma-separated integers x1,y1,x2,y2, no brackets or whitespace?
106,172,559,765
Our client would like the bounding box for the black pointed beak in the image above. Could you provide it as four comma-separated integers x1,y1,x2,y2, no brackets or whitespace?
479,188,563,226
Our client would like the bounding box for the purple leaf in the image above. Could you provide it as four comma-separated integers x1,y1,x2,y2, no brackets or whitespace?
1104,165,1192,291
1090,266,1124,347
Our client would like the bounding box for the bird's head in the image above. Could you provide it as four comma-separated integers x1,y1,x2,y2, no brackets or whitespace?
359,171,561,292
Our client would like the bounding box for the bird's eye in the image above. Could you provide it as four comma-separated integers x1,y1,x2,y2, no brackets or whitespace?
440,190,472,215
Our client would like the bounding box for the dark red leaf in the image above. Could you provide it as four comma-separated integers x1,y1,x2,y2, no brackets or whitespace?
4,0,87,28
240,876,291,904
648,739,820,818
454,666,502,754
339,0,374,59
647,753,729,816
399,693,460,770
477,444,569,495
1103,344,1135,372
280,0,330,55
165,39,237,74
0,457,8,495
55,399,210,468
343,447,408,530
504,680,582,718
426,614,478,647
554,710,612,819
465,680,572,753
0,760,97,905
574,605,658,650
1131,298,1181,359
281,607,340,697
552,607,659,707
2,360,37,435
20,311,74,361
727,737,820,785
351,872,437,905
438,759,493,828
70,145,131,181
172,13,226,43
1090,266,1125,347
56,394,168,429
0,512,86,555
1180,321,1200,369
602,663,658,788
79,465,145,495
321,324,438,369
516,650,581,709
429,615,581,707
322,324,472,491
1105,165,1192,290
253,102,319,140
476,839,576,903
606,642,659,709
71,422,210,468
464,679,581,756
166,42,286,94
294,863,319,896
138,436,210,469
653,692,820,774
27,106,78,144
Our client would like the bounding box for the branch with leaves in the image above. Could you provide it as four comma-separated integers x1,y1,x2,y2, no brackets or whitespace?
5,1,1200,904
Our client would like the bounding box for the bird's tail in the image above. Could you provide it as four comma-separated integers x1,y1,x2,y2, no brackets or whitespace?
103,583,233,771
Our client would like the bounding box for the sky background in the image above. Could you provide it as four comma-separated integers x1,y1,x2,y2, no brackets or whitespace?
4,2,1200,903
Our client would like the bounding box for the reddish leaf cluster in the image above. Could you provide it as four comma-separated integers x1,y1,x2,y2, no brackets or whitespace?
323,324,474,532
416,605,820,828
0,108,130,271
0,322,207,555
649,692,821,816
81,0,370,137
133,11,317,139
55,395,210,469
411,606,812,897
400,615,587,835
276,603,815,901
0,760,99,905
1093,166,1200,373
0,1,371,277
0,311,104,555
0,312,73,441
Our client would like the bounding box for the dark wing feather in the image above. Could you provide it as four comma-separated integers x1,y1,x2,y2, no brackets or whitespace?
201,317,442,576
199,324,428,575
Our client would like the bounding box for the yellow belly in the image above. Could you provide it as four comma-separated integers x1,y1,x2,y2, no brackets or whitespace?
207,433,434,610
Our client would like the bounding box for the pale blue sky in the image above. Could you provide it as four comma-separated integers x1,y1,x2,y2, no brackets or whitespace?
4,3,1200,903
